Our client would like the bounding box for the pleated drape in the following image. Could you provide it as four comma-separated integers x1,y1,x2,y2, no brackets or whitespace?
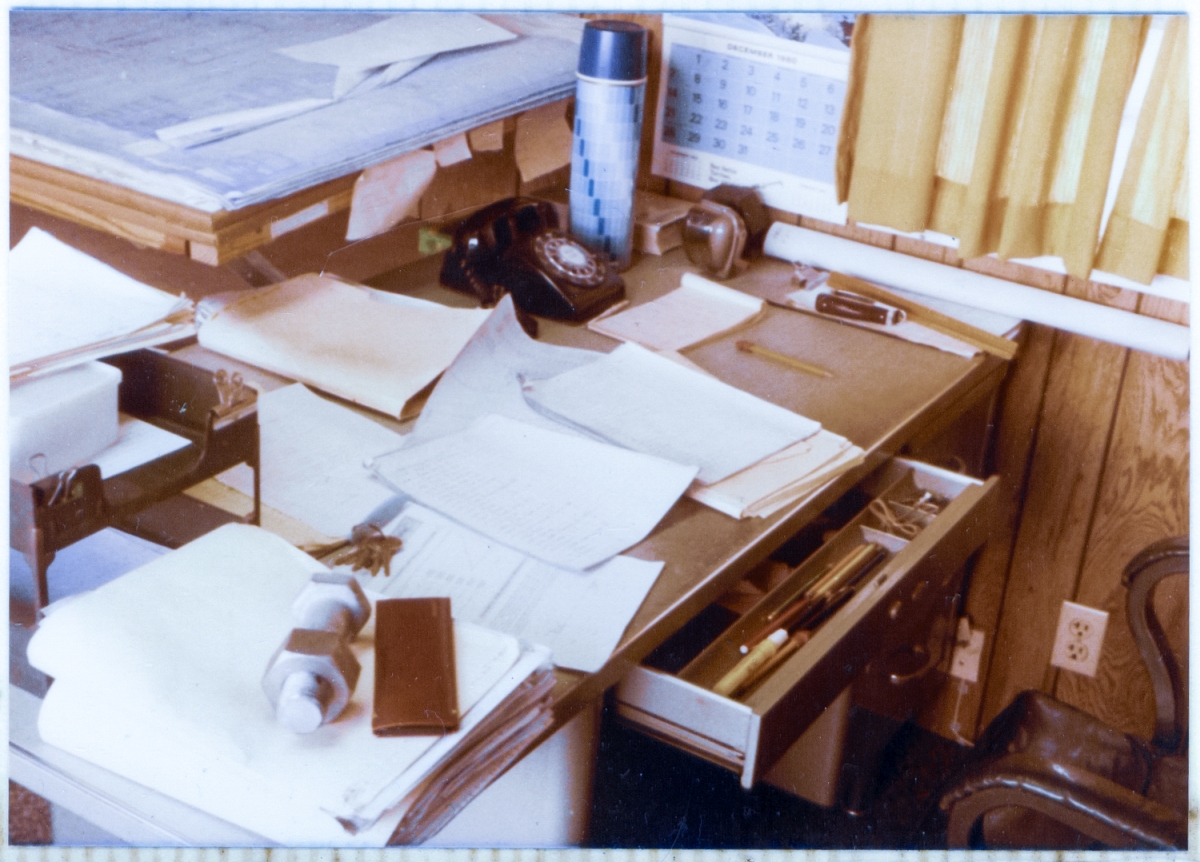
836,13,1186,286
1095,15,1190,283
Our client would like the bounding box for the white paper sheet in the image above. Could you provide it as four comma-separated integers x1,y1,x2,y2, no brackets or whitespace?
524,342,821,485
345,149,439,241
355,502,662,672
27,523,550,845
405,295,602,448
688,428,864,519
196,274,491,419
279,14,515,98
588,272,764,351
8,228,193,373
88,415,191,480
12,12,584,210
371,414,697,571
216,384,403,538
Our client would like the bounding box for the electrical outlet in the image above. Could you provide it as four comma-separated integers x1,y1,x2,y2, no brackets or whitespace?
949,620,985,683
1050,601,1109,676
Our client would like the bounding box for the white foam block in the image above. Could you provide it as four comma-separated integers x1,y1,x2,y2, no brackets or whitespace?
10,361,122,483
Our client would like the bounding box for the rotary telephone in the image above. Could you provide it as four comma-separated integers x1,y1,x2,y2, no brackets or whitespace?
440,197,625,324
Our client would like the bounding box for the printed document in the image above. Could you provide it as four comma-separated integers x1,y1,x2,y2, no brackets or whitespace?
371,413,697,571
524,342,821,485
354,502,662,672
196,274,490,419
217,383,404,538
589,272,764,351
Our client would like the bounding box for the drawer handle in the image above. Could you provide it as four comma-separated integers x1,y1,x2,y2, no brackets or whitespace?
887,644,938,686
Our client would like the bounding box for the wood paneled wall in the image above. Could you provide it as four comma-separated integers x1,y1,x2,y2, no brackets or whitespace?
624,10,1188,743
780,219,1188,744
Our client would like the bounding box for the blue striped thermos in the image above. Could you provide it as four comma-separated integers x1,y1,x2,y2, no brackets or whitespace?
570,20,648,272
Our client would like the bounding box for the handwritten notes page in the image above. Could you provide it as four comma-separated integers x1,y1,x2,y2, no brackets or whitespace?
217,383,404,538
196,274,490,419
524,342,820,485
356,502,662,672
589,272,764,351
371,413,697,571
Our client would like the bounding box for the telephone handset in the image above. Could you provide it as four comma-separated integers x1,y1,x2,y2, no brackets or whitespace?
440,197,625,324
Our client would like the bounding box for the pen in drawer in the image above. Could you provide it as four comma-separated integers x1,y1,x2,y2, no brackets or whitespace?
742,542,887,654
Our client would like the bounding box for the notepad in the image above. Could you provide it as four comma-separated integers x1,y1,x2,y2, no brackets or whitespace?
588,272,765,351
524,342,821,485
197,274,491,420
371,413,697,571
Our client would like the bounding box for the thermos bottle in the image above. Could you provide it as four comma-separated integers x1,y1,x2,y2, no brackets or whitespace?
569,20,648,272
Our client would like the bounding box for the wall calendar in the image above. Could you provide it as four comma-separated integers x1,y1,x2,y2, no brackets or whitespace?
651,13,854,224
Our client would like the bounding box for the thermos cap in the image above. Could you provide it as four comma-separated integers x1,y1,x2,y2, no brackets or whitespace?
578,20,647,81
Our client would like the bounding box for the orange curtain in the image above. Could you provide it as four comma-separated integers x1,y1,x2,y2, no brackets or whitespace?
837,13,1185,286
1096,16,1189,283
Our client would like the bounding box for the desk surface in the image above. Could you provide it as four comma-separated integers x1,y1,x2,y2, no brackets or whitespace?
10,234,1009,843
171,247,1007,725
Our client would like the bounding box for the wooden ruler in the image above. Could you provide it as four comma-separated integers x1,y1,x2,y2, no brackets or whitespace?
827,271,1019,361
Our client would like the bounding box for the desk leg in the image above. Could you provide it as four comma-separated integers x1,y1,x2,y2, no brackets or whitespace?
22,527,54,616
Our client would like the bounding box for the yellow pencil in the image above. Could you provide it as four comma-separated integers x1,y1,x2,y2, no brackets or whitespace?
736,339,832,378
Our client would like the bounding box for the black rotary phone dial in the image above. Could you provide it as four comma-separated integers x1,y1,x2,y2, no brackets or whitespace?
440,197,625,329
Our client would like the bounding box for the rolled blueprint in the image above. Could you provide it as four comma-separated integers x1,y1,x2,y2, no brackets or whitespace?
763,223,1189,360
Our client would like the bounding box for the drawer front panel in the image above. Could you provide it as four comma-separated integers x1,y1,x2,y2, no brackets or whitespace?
615,458,997,788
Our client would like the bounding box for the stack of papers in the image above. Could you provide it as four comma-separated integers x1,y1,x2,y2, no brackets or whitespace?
196,274,491,420
406,296,864,522
11,12,584,210
8,228,195,381
371,413,697,572
524,342,862,519
524,342,819,485
588,272,764,351
159,14,517,148
27,524,555,845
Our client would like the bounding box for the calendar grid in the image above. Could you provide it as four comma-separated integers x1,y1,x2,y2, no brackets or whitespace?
651,16,851,224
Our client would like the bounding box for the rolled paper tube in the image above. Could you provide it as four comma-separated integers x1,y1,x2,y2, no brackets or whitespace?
763,223,1189,361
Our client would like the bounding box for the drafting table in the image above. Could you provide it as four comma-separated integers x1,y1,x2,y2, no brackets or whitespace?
8,196,1011,842
9,11,581,266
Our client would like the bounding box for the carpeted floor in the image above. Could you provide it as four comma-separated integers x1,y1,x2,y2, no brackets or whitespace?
586,703,968,849
9,782,53,845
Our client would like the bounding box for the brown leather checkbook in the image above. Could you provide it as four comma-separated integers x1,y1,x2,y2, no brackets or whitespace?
372,597,460,736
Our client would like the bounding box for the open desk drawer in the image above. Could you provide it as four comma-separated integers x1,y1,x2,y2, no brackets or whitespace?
616,458,997,790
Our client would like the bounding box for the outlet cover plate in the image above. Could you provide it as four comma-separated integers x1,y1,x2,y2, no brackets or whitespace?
1050,601,1109,677
950,627,985,683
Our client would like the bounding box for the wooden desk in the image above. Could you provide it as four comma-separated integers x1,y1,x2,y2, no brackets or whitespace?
9,237,1010,843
